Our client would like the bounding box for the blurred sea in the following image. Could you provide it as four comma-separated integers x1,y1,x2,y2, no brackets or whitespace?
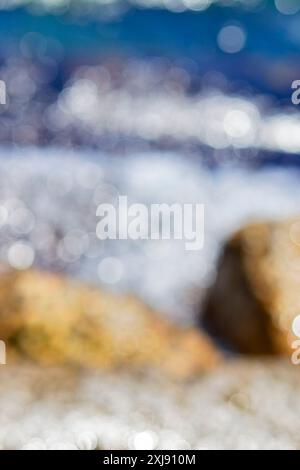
0,1,299,162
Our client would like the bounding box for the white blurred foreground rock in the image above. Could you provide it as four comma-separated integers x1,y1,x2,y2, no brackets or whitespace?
0,360,299,450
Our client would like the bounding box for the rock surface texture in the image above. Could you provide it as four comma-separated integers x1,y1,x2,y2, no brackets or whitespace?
0,266,221,378
204,219,300,354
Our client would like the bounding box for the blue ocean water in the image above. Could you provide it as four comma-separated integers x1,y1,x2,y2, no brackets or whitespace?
0,3,298,165
0,4,298,99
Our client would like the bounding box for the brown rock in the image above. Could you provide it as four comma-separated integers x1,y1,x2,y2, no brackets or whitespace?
203,219,300,355
0,266,221,378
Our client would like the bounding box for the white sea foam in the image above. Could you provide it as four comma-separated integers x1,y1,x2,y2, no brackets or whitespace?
0,1,265,12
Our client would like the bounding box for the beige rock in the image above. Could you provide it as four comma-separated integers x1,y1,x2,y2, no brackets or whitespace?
204,219,300,355
0,266,221,378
